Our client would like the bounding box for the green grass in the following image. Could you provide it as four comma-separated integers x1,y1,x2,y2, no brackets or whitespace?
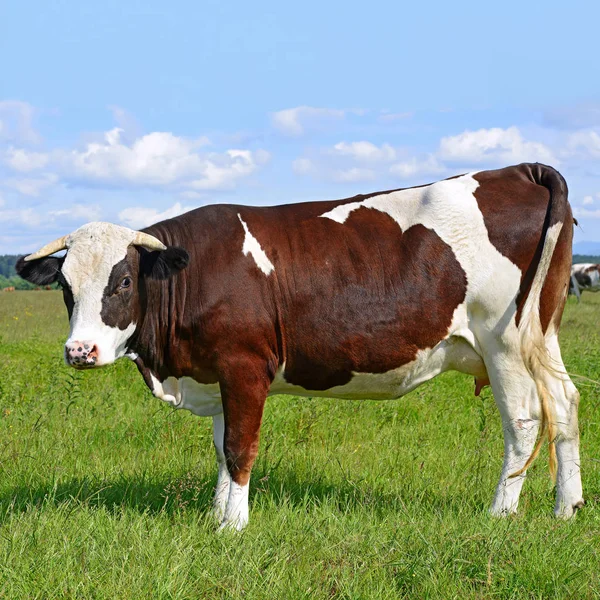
0,291,599,599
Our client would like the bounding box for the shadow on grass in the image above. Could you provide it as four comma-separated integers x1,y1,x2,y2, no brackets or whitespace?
0,465,491,522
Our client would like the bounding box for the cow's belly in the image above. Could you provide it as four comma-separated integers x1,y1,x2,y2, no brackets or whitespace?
153,376,222,416
270,334,486,400
149,334,487,408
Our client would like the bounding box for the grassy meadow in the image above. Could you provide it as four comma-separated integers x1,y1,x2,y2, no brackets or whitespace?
0,290,599,599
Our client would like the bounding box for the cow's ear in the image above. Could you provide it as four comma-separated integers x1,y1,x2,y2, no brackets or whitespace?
16,256,63,285
141,246,189,280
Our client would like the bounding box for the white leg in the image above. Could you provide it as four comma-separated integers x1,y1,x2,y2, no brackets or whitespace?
483,345,541,516
212,413,231,521
545,335,584,518
218,481,250,532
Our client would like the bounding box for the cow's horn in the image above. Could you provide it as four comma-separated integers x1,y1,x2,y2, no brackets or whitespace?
24,235,69,261
132,232,167,251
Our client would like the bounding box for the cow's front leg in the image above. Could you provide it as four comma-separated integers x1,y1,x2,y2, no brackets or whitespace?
212,412,231,521
218,360,269,531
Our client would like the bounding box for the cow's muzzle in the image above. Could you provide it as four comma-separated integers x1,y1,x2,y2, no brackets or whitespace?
65,341,99,368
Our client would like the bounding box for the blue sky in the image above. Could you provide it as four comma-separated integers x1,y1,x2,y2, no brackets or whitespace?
1,0,599,254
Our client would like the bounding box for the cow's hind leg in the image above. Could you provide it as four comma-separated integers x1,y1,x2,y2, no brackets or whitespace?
218,358,269,531
545,334,584,517
484,346,542,516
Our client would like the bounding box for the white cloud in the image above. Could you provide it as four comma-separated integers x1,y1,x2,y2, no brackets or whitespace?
293,156,376,183
49,204,102,221
583,195,594,206
390,155,446,179
566,129,600,159
186,149,270,191
118,202,195,229
107,105,142,139
0,207,44,227
2,128,268,193
0,202,99,233
332,168,376,183
271,106,345,136
57,128,209,185
5,147,49,171
0,101,41,145
574,206,600,220
332,141,396,162
438,126,556,165
292,158,315,175
291,125,571,187
3,173,58,196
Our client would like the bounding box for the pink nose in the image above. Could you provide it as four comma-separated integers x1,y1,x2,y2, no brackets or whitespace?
65,341,98,367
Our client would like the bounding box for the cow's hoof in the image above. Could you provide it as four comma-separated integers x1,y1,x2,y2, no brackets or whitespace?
217,518,247,533
488,504,518,518
554,499,585,519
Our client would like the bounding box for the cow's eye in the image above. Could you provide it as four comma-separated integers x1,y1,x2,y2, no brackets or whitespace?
120,276,132,290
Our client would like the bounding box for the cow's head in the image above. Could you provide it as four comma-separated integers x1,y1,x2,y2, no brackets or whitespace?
17,222,189,368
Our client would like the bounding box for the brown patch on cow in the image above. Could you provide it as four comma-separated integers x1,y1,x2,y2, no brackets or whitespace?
101,255,141,331
473,164,572,333
218,355,271,486
541,208,573,332
584,265,600,274
238,206,468,390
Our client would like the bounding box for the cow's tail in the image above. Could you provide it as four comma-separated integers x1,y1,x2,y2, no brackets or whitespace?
510,164,570,482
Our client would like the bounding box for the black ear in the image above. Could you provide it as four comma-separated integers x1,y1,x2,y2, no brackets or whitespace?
141,246,189,280
16,256,63,285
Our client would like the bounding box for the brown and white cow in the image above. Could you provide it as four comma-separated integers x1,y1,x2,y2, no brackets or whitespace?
571,263,600,300
17,163,583,530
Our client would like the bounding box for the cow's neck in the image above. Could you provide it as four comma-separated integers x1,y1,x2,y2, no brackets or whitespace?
130,269,185,379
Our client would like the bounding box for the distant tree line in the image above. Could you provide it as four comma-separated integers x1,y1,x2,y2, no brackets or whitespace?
0,254,599,290
0,254,56,290
0,255,19,278
573,255,600,264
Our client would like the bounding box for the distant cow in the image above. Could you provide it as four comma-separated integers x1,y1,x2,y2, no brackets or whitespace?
16,163,583,530
2,286,15,292
570,263,600,300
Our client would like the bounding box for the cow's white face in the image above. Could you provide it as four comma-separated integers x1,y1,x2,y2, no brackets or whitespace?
17,221,189,369
61,223,140,367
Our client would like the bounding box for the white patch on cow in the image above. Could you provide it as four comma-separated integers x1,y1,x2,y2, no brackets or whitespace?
219,480,249,531
150,375,222,417
320,174,523,332
237,214,274,276
149,373,178,406
62,222,141,365
212,413,231,521
544,333,584,517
